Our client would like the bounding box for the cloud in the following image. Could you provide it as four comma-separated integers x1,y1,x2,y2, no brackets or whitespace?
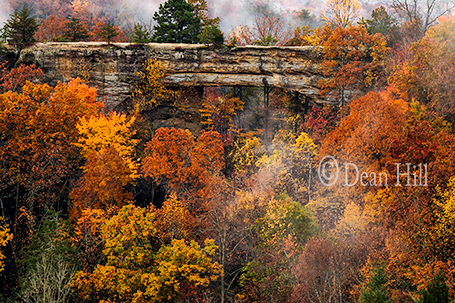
0,5,12,28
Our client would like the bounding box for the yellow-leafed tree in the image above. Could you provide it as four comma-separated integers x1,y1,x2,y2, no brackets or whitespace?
134,59,175,109
321,0,361,28
70,111,139,221
72,204,222,303
75,111,139,176
0,217,13,273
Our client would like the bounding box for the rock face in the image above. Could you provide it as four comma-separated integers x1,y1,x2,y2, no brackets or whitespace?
17,42,328,109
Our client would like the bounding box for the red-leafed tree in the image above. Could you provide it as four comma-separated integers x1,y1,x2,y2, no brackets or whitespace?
142,128,224,213
34,15,67,42
0,63,44,93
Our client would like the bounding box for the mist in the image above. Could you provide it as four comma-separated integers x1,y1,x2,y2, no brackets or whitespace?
0,4,12,28
0,0,326,33
129,0,324,33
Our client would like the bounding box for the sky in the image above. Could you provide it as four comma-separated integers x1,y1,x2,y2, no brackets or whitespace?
0,0,327,32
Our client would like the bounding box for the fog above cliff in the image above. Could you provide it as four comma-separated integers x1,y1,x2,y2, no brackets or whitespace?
0,7,11,28
129,0,324,33
0,0,324,33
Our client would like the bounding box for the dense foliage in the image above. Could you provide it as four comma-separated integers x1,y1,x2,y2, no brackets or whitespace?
0,0,455,302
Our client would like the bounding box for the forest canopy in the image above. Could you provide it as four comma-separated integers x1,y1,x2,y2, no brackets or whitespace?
0,0,455,302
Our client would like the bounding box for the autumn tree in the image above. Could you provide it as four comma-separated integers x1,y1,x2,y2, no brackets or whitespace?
188,0,220,27
152,0,201,43
298,25,389,105
72,204,222,302
133,59,174,109
321,0,361,28
0,218,13,274
381,107,455,297
302,104,339,145
291,236,368,303
199,94,244,134
142,128,224,212
70,0,96,28
0,79,102,260
314,91,409,226
34,15,66,42
228,134,262,173
70,112,138,220
154,193,196,245
257,130,317,205
317,89,455,300
3,4,39,51
389,14,455,123
432,177,455,261
0,63,44,93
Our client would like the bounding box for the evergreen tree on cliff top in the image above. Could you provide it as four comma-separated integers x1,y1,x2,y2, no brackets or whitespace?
3,4,39,50
152,0,201,44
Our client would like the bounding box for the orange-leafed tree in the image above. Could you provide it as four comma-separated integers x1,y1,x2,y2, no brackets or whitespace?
0,63,44,93
154,193,196,245
312,91,409,229
378,104,455,300
199,94,244,134
0,78,102,255
73,208,108,271
317,25,389,105
389,13,455,124
294,24,389,105
142,128,224,213
70,147,136,220
34,15,67,42
74,112,138,174
70,112,138,220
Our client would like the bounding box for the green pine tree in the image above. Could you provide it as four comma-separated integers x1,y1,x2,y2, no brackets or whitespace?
132,23,152,44
3,4,39,50
362,6,399,46
152,0,201,44
420,270,449,303
97,22,119,44
62,17,91,42
359,262,392,303
198,24,224,46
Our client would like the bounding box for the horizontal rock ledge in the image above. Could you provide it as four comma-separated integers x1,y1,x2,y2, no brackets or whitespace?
17,42,331,108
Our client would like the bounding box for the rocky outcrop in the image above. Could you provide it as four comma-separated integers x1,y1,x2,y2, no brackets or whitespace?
17,42,327,109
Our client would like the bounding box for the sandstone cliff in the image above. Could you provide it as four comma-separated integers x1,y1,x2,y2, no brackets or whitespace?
17,42,327,109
